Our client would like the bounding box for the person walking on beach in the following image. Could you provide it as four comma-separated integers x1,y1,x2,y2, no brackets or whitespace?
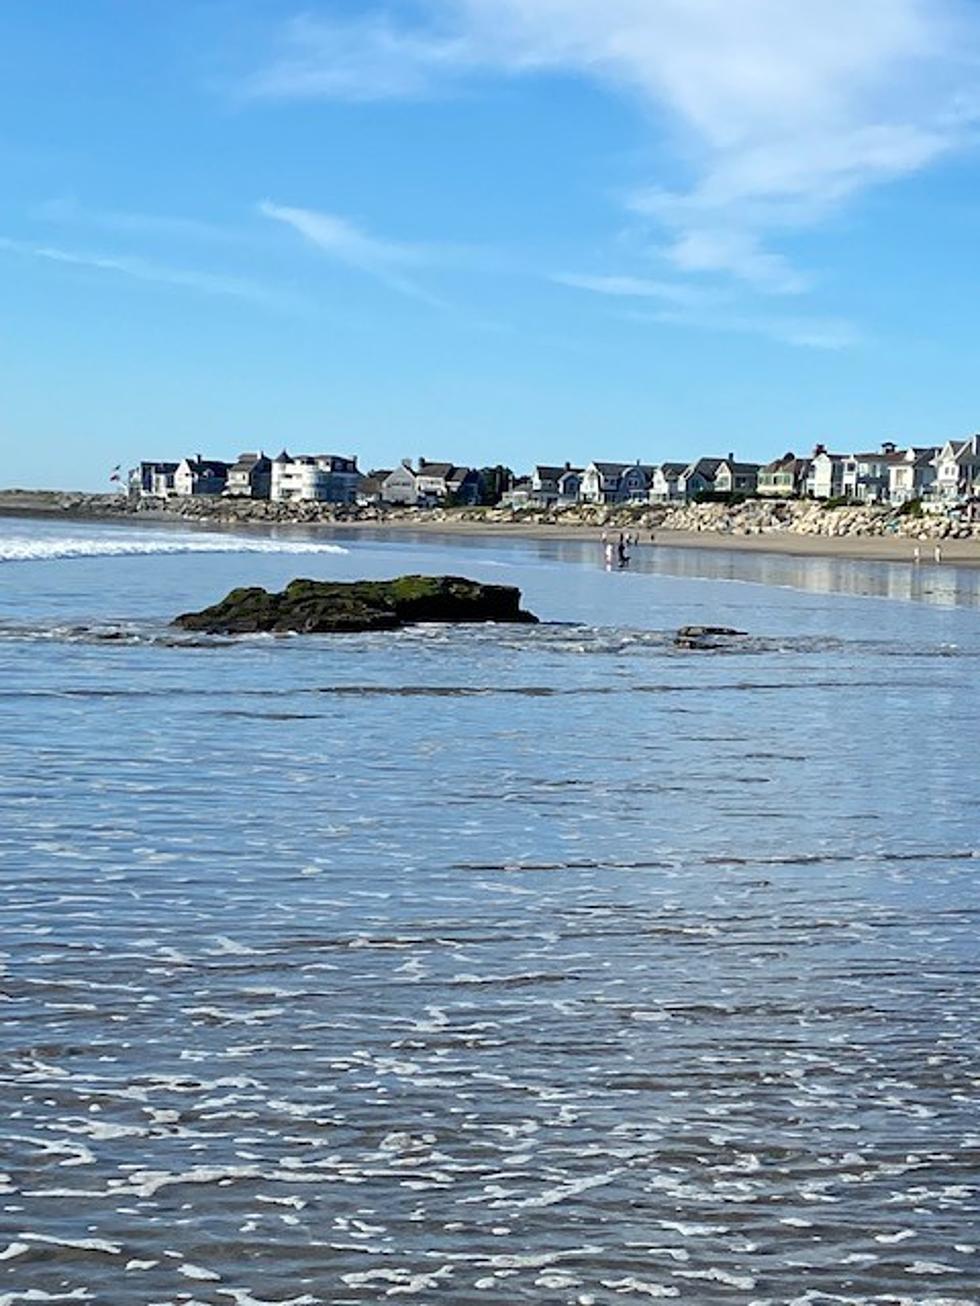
913,544,921,564
934,542,943,564
604,540,615,570
617,532,630,569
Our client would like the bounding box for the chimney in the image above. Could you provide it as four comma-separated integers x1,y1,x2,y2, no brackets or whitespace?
727,450,734,463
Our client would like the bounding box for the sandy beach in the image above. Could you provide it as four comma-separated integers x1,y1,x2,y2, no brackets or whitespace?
3,488,980,566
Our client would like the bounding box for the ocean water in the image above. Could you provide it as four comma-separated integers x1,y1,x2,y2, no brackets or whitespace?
1,514,979,1306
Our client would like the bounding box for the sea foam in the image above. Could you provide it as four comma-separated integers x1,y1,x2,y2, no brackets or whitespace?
0,533,348,563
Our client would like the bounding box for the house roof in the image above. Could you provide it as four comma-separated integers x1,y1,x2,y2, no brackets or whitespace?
658,462,687,476
184,458,229,475
720,460,761,474
683,457,723,478
591,461,630,477
761,452,797,472
417,461,454,478
447,466,476,484
229,453,270,472
535,464,566,481
273,449,293,464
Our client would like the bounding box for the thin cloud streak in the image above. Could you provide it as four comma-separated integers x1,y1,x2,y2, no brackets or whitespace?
623,306,865,352
0,234,293,307
259,200,448,306
552,272,720,309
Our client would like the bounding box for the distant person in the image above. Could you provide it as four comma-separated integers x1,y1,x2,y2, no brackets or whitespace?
934,542,943,564
912,544,920,564
604,541,615,570
617,533,630,569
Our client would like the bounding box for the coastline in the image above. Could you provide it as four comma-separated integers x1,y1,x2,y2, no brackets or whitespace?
3,487,980,566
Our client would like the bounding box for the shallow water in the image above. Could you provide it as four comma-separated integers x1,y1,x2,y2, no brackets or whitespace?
1,516,978,1305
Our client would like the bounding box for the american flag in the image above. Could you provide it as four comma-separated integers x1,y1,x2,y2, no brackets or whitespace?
109,464,122,483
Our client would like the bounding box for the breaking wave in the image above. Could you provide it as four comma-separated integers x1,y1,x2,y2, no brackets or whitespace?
0,532,348,563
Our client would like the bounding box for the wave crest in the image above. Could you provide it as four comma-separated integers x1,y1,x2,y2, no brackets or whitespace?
0,533,348,563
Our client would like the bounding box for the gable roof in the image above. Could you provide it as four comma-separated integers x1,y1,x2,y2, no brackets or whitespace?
683,457,723,478
417,461,454,478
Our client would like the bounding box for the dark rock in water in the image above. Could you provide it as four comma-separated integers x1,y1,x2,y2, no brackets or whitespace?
674,624,748,649
174,575,539,634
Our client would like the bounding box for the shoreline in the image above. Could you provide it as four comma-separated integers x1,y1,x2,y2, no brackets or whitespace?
3,489,980,567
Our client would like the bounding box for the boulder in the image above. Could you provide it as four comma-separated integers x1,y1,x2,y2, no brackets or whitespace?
674,624,747,650
174,575,539,634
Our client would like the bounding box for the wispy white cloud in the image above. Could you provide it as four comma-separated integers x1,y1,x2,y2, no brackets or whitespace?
245,0,980,320
258,200,445,304
34,196,258,247
624,306,864,351
0,234,291,306
552,272,719,309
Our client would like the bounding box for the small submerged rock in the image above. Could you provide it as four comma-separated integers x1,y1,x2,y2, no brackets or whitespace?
174,575,539,634
674,624,748,650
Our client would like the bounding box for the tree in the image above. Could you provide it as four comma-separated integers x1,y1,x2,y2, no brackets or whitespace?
477,465,514,506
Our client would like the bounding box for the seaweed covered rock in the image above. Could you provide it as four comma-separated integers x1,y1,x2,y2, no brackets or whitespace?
674,625,747,650
174,575,539,634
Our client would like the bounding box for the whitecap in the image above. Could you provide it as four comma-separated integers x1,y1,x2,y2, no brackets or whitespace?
0,532,348,564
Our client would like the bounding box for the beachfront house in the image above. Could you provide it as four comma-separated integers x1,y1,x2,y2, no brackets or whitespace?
840,444,904,503
579,462,625,503
381,458,479,507
381,461,419,505
933,435,980,503
649,462,686,502
129,461,178,499
714,456,761,496
888,448,939,506
356,470,392,506
500,476,532,508
678,457,723,500
530,463,583,506
556,466,582,503
758,452,810,498
225,452,272,499
174,457,229,496
270,451,361,503
807,448,846,499
580,461,655,504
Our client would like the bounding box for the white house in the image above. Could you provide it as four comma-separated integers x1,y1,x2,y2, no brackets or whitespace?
840,443,904,503
888,447,938,505
270,451,361,503
174,457,229,496
129,461,178,498
807,448,847,499
381,462,420,505
934,435,980,502
649,462,686,502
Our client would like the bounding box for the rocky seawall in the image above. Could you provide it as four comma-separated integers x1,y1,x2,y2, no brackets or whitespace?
1,488,977,541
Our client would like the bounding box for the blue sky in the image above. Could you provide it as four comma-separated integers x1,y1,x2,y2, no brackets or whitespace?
3,0,980,489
